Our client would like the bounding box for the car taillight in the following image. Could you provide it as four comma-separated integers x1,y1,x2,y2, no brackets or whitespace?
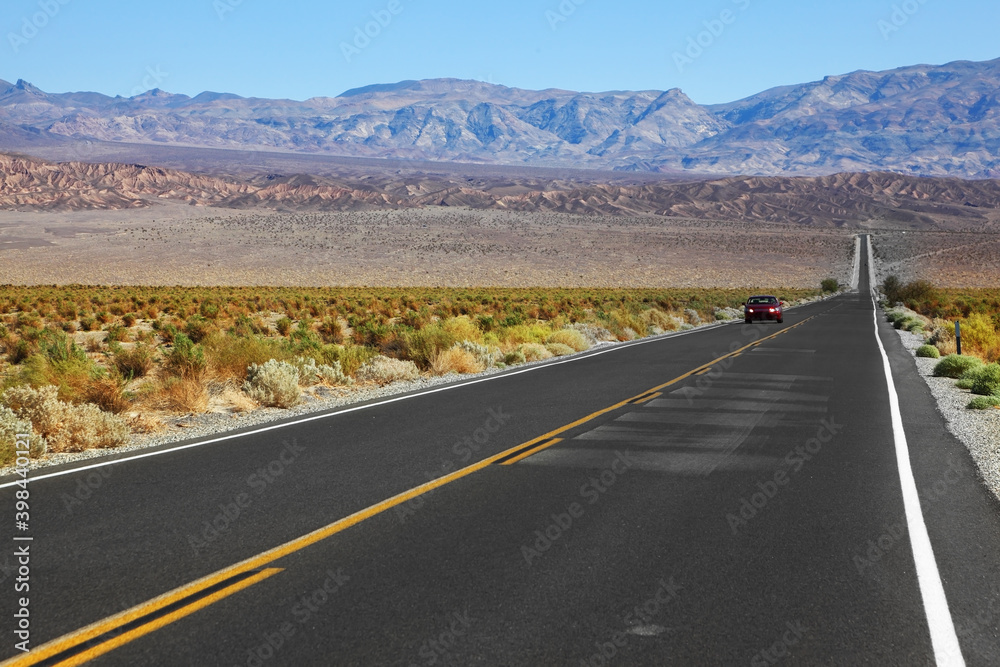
769,308,775,312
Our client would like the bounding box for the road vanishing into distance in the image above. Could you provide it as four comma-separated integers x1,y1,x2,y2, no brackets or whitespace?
1,237,998,666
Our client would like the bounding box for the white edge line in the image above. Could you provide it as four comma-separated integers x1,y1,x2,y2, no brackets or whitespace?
2,320,737,489
872,301,965,666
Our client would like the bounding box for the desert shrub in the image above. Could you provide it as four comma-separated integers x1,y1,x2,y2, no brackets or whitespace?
7,339,31,365
230,314,266,337
2,385,128,452
683,309,702,325
440,316,482,343
318,317,344,344
0,406,46,464
165,333,206,378
84,374,131,414
882,275,903,302
546,329,590,352
569,322,616,345
821,278,840,293
960,313,1000,360
454,340,502,368
356,356,420,385
122,313,137,328
276,317,293,337
916,345,940,359
327,345,378,377
545,342,576,357
202,334,287,382
79,316,97,332
112,343,155,379
294,356,352,386
153,377,210,414
968,364,1000,397
500,323,552,345
519,343,553,362
933,355,984,379
38,328,86,364
967,395,1000,410
184,315,213,343
431,347,484,375
503,349,527,366
105,324,128,343
243,359,301,408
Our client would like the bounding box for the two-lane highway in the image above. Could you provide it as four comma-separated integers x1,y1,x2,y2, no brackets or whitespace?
2,237,998,665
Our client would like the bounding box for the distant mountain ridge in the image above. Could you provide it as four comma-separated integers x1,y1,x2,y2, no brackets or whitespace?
1,58,999,177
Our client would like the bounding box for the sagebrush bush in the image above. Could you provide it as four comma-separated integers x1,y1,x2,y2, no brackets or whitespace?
545,342,576,357
568,323,615,345
243,359,301,408
356,356,420,385
0,406,46,465
546,329,590,352
519,343,553,362
969,363,1000,397
503,349,527,366
294,356,352,386
2,385,128,452
933,355,984,379
454,340,502,368
916,344,940,359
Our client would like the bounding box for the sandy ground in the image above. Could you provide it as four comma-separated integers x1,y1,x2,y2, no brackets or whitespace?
0,203,855,288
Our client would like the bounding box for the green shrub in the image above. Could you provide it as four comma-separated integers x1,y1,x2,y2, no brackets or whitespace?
276,317,293,337
243,359,301,408
821,278,840,293
969,364,1000,397
916,345,940,359
956,377,975,390
967,395,1000,410
933,355,984,379
165,333,206,378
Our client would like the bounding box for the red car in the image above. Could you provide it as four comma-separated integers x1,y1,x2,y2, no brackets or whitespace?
744,295,783,324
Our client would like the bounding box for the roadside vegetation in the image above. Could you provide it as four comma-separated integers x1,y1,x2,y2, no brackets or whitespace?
882,275,1000,410
0,285,820,464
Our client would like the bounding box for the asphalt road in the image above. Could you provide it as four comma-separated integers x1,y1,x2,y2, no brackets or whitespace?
1,237,998,665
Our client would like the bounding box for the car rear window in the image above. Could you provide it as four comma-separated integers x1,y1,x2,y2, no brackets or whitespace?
747,297,777,305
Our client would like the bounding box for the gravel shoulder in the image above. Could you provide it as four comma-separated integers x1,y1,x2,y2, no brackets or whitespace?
893,327,1000,503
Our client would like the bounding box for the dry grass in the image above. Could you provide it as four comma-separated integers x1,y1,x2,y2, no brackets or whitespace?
149,377,210,414
219,385,258,413
546,329,590,352
430,348,484,375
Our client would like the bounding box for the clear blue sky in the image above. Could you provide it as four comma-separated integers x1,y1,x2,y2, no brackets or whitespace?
3,0,998,104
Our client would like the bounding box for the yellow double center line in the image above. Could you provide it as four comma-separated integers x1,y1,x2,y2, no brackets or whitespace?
6,317,813,666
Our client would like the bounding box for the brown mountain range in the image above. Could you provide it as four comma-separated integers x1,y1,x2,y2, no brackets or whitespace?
3,152,999,230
